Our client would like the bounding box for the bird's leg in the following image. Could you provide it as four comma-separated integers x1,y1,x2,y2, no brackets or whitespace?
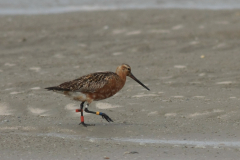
78,102,94,127
84,104,113,123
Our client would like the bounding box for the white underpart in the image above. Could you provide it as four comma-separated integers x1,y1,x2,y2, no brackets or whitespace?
65,91,87,99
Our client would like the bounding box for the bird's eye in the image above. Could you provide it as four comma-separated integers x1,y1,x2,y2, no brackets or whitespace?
127,68,130,71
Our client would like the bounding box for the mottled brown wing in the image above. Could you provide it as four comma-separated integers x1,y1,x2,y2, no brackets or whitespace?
57,72,117,93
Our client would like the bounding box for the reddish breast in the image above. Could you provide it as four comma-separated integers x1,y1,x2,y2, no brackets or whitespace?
88,77,125,101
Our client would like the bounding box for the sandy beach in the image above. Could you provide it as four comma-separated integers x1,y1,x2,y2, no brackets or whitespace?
1,9,240,159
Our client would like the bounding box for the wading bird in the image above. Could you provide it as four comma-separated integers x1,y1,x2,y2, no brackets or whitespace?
45,64,150,127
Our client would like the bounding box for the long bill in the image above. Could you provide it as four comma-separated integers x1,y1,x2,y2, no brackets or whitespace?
129,73,150,91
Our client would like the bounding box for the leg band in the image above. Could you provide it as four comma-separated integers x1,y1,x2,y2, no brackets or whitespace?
76,109,82,112
81,116,84,122
96,112,102,115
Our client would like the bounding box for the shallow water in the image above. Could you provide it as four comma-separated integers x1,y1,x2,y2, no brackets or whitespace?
1,0,240,15
13,132,240,148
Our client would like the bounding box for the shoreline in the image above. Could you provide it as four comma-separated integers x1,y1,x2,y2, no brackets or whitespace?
0,8,240,18
1,7,240,16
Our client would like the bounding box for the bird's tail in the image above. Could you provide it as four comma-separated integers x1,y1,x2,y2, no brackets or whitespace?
45,86,62,91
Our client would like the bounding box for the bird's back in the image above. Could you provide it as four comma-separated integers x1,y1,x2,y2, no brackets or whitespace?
46,71,121,93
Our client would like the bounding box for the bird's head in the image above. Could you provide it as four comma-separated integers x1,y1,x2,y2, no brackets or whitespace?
116,64,150,91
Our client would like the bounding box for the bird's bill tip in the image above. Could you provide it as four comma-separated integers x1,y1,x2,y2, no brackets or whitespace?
129,73,150,91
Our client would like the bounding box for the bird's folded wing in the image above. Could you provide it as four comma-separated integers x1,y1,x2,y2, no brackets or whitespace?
58,72,116,93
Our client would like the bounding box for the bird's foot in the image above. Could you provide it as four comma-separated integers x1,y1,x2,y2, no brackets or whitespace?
101,113,113,122
79,122,95,127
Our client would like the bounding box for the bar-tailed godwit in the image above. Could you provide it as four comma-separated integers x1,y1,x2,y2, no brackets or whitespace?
45,64,150,127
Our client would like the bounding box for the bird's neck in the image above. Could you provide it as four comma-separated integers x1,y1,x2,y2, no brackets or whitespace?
116,70,127,83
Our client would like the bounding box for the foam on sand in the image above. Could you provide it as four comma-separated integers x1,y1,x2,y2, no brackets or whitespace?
174,65,186,69
172,24,184,30
132,94,158,98
217,111,237,120
31,87,41,90
112,52,123,56
28,107,47,115
95,102,121,109
193,96,205,99
216,81,233,85
147,111,158,116
10,91,23,95
0,126,37,131
165,113,177,117
212,43,227,49
188,109,224,118
126,30,141,36
65,103,79,110
198,73,206,76
0,103,12,115
229,97,236,99
189,41,199,45
148,29,170,34
171,96,184,99
29,67,41,72
4,63,16,67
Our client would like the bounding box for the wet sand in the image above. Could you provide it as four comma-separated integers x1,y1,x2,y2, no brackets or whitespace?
1,9,240,159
